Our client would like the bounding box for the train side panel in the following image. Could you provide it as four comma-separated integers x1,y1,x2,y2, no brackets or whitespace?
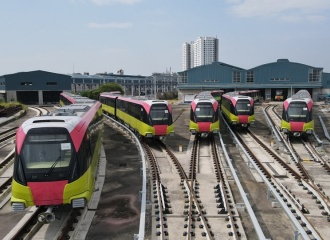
116,109,175,137
100,93,174,138
102,103,115,116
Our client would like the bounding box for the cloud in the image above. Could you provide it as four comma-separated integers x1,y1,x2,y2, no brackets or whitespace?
88,22,132,29
226,0,330,21
306,15,327,23
91,0,142,5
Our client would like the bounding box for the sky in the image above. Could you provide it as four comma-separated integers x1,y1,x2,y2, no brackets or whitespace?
1,0,330,76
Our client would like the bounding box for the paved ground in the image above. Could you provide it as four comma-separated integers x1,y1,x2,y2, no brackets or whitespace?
86,122,142,240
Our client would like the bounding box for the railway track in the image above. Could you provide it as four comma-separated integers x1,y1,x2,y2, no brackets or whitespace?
258,104,330,239
266,104,330,207
143,135,245,239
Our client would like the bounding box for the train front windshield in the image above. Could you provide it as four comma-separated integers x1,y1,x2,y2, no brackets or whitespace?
235,100,252,115
195,103,214,122
19,130,73,181
149,104,172,125
287,102,309,121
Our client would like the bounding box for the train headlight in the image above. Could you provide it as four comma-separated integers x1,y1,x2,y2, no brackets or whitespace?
282,128,288,133
306,130,313,134
190,130,197,134
232,121,237,125
12,202,25,212
170,132,175,136
72,198,86,208
212,130,218,134
146,133,153,138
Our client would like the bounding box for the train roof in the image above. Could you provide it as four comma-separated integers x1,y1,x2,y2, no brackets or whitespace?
191,98,218,106
283,90,313,111
21,102,100,128
191,91,218,110
16,100,102,152
291,90,311,100
223,92,252,99
100,91,121,96
99,92,171,113
195,91,214,100
100,92,169,105
284,90,313,105
210,90,224,93
60,92,90,104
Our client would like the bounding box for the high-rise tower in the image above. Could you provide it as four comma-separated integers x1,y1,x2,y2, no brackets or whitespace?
182,37,218,71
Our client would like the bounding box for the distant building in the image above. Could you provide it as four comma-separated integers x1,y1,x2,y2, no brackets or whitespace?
177,59,330,102
0,70,71,104
72,72,177,97
0,71,177,104
182,42,193,71
182,37,218,71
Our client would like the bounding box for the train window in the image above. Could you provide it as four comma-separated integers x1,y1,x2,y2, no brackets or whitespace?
22,133,72,169
287,102,309,121
149,104,171,125
235,100,252,115
195,103,214,121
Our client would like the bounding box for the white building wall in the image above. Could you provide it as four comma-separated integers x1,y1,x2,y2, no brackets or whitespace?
6,91,17,102
183,36,218,69
182,42,191,71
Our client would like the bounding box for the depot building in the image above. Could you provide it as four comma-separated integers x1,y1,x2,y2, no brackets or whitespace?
177,59,330,102
0,70,177,105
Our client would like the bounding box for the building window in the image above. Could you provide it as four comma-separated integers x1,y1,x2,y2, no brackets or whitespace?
46,82,57,85
21,82,32,86
270,77,289,81
246,71,254,83
233,71,241,83
178,75,187,84
309,68,321,82
201,79,219,82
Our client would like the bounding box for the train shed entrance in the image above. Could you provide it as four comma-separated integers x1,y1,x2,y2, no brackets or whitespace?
17,91,38,104
16,90,62,105
43,91,62,104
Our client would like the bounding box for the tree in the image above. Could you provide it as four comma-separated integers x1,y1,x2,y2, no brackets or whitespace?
99,83,124,94
80,83,124,100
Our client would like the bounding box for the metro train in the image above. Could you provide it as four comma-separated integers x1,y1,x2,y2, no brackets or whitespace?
189,91,220,137
239,90,260,103
221,92,255,128
99,92,175,138
275,90,284,101
210,90,224,104
281,90,314,137
59,92,93,106
11,97,103,223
